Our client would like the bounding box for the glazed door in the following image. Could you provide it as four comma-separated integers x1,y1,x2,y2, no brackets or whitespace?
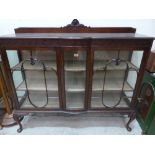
7,49,60,109
64,50,86,110
91,50,138,108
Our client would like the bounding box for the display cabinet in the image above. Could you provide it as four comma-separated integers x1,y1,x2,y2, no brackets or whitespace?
0,19,154,133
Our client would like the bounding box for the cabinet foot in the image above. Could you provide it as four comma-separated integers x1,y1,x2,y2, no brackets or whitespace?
126,112,136,132
17,127,23,133
13,114,23,133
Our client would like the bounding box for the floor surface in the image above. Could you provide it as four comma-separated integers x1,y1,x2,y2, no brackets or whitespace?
0,114,142,135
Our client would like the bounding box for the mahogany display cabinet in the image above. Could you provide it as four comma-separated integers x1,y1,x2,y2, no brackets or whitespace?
0,19,154,133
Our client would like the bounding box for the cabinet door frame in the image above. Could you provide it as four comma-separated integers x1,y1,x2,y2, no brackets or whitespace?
56,47,91,111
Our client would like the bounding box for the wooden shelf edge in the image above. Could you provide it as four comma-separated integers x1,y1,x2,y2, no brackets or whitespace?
11,60,139,72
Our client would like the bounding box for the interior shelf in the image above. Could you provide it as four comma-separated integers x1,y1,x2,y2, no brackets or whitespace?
66,92,85,109
18,92,84,109
91,92,132,108
12,60,138,72
65,61,86,71
16,78,133,92
91,97,129,108
17,80,85,92
16,77,133,92
12,60,57,71
18,92,131,109
19,96,59,108
92,79,133,91
94,60,138,71
16,79,58,91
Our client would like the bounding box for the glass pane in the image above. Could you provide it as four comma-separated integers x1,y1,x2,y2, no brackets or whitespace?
64,51,86,109
9,49,59,109
91,91,130,108
91,50,138,108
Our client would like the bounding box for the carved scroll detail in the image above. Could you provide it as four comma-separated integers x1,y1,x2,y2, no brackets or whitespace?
64,19,88,28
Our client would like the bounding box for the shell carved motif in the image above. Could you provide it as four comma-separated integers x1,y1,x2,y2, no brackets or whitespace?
64,19,89,29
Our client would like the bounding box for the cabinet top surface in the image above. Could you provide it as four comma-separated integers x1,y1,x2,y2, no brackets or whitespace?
0,33,154,40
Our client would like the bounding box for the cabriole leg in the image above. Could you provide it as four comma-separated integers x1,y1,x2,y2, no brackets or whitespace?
126,112,136,132
13,114,23,133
